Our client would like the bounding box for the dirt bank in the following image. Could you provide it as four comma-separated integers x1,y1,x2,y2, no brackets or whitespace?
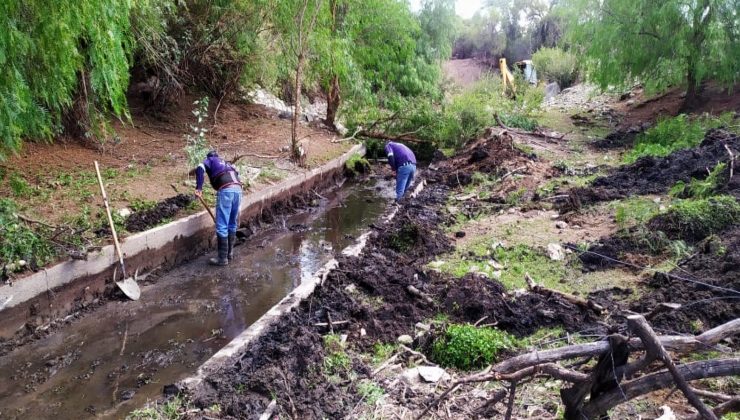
565,129,740,209
183,140,601,418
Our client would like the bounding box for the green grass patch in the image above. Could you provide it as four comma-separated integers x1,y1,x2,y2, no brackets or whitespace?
613,197,664,230
430,323,519,370
651,195,740,241
387,224,420,252
624,113,736,163
323,334,351,375
345,152,370,176
433,243,567,291
126,395,189,419
670,162,727,199
371,342,397,366
129,198,158,212
356,380,385,405
0,198,57,269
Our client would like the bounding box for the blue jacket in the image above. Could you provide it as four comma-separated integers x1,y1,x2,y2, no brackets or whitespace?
195,152,242,191
384,142,416,170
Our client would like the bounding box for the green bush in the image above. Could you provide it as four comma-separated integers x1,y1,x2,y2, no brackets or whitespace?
650,195,740,241
532,47,579,88
670,163,727,199
624,113,734,163
0,199,56,269
431,324,518,370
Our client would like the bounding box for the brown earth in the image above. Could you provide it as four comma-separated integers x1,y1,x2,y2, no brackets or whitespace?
442,58,497,89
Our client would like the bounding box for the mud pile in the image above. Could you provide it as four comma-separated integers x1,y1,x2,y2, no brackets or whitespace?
565,129,740,209
188,177,601,418
126,194,194,232
631,226,740,333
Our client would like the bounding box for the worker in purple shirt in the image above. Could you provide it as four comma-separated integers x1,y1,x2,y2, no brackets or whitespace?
195,150,243,266
384,141,417,202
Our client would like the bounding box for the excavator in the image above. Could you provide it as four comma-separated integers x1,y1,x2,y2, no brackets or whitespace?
500,57,516,96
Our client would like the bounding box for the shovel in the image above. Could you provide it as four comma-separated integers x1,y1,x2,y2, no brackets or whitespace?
171,182,216,223
94,161,141,301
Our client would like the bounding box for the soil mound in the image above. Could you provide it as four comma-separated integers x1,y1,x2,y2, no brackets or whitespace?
125,194,194,232
564,129,740,209
630,226,740,333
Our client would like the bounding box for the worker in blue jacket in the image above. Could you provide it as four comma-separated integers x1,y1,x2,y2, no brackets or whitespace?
384,141,417,202
195,150,242,266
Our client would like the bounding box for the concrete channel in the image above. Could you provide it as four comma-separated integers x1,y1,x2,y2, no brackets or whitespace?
0,145,409,419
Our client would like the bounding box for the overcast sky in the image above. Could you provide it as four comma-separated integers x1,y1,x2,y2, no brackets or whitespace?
409,0,487,19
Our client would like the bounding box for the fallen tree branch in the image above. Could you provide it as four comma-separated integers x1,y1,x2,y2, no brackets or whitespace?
689,398,740,420
230,152,281,164
494,114,567,140
693,388,735,402
258,399,277,420
16,213,59,229
493,318,739,374
581,358,739,418
331,127,363,143
525,273,605,314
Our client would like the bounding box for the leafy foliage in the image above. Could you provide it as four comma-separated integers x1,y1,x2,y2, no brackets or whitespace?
0,0,134,158
565,0,740,104
184,97,211,168
0,199,56,270
624,113,733,163
651,195,740,241
532,47,579,88
431,323,518,370
670,163,728,199
323,333,351,375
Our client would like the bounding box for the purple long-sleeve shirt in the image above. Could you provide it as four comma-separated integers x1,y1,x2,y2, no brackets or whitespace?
384,142,416,171
195,153,241,191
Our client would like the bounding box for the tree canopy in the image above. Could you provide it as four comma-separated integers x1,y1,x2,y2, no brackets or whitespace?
565,0,739,105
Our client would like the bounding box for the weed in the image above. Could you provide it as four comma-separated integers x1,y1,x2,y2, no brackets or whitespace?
184,97,211,168
430,324,518,370
371,342,397,366
257,164,285,182
493,245,567,290
130,198,158,212
356,380,384,405
0,198,56,269
345,153,370,176
614,197,663,230
624,113,735,163
9,173,32,197
505,188,527,206
651,195,740,240
387,224,420,252
126,395,189,419
670,162,727,199
323,334,350,375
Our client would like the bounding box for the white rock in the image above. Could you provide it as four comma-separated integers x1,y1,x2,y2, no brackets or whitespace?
487,260,504,270
655,405,676,420
428,260,445,268
117,208,132,218
417,366,449,383
345,283,357,293
400,368,423,386
17,260,26,267
397,335,414,345
491,270,502,280
653,197,661,203
340,334,348,345
547,243,565,261
360,328,367,337
415,322,430,331
555,221,568,230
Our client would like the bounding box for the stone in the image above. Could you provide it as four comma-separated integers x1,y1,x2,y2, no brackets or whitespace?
555,221,568,229
487,260,504,270
454,231,466,238
360,328,367,337
544,82,561,101
415,322,430,331
400,368,423,386
344,283,357,293
397,335,414,345
547,243,565,261
417,366,449,383
655,405,676,420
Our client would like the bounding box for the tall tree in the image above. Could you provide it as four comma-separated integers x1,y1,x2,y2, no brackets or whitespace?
566,0,739,108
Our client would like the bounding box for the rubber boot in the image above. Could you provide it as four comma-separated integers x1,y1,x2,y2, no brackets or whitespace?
209,235,229,266
227,232,236,261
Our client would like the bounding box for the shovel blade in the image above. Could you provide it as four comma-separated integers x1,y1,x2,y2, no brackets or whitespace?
116,277,141,301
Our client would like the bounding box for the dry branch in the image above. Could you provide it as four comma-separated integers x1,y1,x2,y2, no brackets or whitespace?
494,114,567,140
525,273,605,314
581,358,739,418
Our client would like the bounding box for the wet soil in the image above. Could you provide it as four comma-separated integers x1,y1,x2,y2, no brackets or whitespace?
125,194,194,232
0,178,393,419
189,150,602,418
629,226,740,334
565,129,740,209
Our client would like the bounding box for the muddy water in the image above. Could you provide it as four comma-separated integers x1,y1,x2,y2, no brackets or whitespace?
0,179,393,419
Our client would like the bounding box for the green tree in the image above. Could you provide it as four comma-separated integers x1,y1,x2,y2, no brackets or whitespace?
0,0,134,159
566,0,740,108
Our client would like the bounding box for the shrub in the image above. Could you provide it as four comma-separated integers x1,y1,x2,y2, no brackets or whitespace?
0,199,56,269
532,47,579,88
431,324,518,370
323,334,350,375
670,163,727,199
624,113,733,163
649,195,740,241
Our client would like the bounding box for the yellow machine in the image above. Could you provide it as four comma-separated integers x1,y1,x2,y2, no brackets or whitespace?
499,57,516,95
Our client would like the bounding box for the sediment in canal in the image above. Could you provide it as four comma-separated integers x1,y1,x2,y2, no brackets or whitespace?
0,145,364,340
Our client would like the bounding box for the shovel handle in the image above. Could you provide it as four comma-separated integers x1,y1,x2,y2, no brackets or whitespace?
94,161,126,278
198,195,217,223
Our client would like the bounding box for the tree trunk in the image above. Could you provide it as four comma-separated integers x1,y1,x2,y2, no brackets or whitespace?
325,74,340,129
682,58,701,112
291,54,304,162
